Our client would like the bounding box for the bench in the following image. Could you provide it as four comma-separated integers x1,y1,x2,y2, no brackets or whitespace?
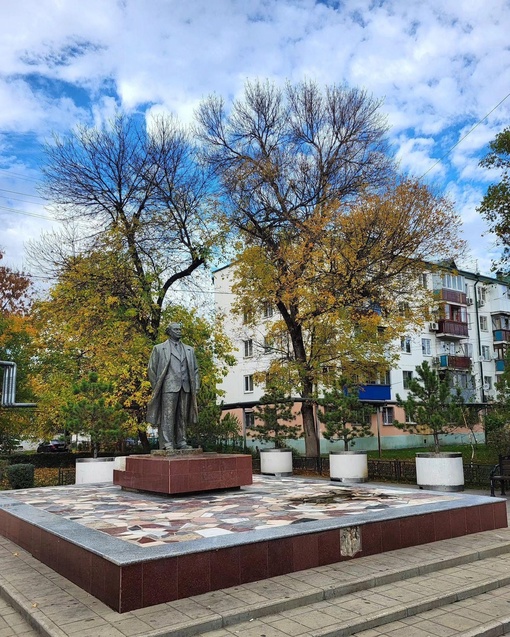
490,455,510,496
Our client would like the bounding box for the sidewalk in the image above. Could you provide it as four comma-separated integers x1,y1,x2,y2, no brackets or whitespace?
0,485,509,637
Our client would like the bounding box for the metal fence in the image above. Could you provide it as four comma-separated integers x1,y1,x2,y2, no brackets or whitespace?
57,457,495,489
289,456,493,488
58,467,75,485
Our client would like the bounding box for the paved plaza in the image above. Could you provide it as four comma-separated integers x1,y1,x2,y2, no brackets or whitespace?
0,481,509,636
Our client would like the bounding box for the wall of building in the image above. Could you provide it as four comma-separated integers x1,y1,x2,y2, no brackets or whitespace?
213,264,508,452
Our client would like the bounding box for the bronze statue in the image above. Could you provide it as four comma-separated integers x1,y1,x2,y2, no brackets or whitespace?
146,323,199,450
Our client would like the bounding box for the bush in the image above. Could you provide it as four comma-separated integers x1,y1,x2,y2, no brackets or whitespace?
7,463,35,489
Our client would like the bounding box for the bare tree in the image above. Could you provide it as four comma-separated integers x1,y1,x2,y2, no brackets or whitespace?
33,113,216,339
197,79,464,457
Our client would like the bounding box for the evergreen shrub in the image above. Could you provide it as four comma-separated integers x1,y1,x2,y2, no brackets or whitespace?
7,463,35,489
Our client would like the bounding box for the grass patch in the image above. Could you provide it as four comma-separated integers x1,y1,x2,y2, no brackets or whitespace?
367,444,496,465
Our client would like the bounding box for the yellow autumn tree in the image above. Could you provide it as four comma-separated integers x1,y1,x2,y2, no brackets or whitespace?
197,79,465,457
231,179,464,456
32,239,234,449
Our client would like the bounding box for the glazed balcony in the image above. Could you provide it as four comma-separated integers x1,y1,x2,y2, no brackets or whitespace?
496,359,506,373
493,329,510,343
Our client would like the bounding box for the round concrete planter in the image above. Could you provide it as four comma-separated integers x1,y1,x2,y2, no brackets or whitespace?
329,451,368,483
75,457,116,484
415,452,464,492
260,448,293,476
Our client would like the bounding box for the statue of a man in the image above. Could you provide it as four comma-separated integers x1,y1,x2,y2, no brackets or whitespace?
146,323,200,450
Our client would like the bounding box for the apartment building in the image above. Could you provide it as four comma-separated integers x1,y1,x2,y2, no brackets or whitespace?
213,263,510,453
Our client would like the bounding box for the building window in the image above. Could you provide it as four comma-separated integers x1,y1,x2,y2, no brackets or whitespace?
398,301,411,318
477,286,487,306
419,273,428,288
263,302,274,318
243,339,253,358
244,375,254,393
382,407,395,425
403,371,413,389
480,316,488,331
244,409,255,430
263,336,272,354
243,308,254,324
422,338,431,356
400,336,411,354
441,273,464,291
482,345,491,361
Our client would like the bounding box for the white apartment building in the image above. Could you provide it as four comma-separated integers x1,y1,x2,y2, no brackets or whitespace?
213,263,510,453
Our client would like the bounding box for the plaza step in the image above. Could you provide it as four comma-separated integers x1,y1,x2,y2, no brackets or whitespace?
2,528,510,637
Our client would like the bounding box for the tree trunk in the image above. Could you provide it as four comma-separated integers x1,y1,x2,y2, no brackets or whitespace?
301,400,319,457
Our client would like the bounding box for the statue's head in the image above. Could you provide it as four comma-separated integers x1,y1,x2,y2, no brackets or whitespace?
165,322,182,340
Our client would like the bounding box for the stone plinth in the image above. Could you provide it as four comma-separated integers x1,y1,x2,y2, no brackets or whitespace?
113,453,253,495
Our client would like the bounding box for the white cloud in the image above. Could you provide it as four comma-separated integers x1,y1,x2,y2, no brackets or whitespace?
1,0,510,275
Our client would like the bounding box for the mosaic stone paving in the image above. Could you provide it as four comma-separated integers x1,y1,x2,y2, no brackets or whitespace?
7,477,456,548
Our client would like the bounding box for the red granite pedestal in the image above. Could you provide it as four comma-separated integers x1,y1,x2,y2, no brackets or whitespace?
113,453,253,495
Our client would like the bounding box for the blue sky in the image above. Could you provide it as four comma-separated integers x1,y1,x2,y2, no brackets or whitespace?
1,0,510,277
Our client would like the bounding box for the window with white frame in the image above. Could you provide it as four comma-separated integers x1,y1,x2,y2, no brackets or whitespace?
403,371,413,389
263,302,274,318
382,407,395,425
441,273,464,291
422,338,431,356
243,339,253,358
400,336,411,354
480,316,488,331
482,345,491,361
244,375,254,393
477,286,487,305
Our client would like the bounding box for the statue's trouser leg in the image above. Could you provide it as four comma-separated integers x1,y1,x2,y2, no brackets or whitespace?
175,390,191,448
160,392,180,449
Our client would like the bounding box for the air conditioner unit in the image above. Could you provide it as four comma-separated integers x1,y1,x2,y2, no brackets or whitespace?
492,353,499,360
467,298,474,306
483,383,491,391
478,356,484,362
429,322,439,331
432,357,440,366
478,299,485,307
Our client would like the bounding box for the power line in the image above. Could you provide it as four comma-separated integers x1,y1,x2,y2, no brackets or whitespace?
0,204,55,221
420,91,510,179
0,187,46,201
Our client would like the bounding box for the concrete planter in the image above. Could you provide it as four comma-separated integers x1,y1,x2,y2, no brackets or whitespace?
415,452,464,492
329,451,368,483
260,448,293,476
75,457,120,484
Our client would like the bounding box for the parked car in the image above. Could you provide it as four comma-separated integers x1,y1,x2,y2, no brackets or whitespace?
36,440,69,453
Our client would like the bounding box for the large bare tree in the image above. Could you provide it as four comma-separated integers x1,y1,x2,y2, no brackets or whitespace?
197,80,464,457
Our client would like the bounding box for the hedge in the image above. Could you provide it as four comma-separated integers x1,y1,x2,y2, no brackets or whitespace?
0,451,145,468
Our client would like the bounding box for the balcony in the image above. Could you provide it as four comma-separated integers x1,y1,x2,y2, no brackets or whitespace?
436,319,469,339
435,289,467,305
439,355,471,369
493,329,510,343
358,384,391,402
496,359,506,373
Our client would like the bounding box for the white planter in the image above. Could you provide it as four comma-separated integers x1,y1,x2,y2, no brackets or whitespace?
75,457,119,484
415,452,464,492
329,451,368,483
260,449,293,476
